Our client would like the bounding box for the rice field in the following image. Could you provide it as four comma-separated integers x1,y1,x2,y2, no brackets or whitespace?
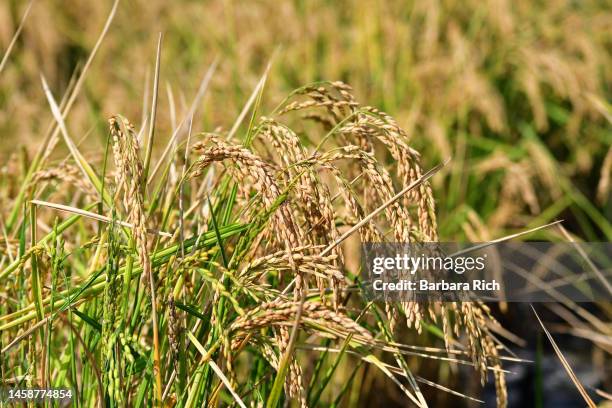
0,1,610,407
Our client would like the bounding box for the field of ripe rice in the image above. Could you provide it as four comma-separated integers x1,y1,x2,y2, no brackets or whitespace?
0,1,610,407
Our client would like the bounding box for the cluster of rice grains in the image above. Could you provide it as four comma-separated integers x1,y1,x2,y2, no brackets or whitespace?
189,82,507,406
108,115,163,403
0,82,508,407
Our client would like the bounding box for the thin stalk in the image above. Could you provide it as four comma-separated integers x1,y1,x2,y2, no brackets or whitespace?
143,33,163,182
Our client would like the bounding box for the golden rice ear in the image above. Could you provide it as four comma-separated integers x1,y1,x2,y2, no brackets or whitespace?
277,83,438,240
31,162,99,201
257,118,346,308
190,138,304,296
109,114,163,403
109,115,149,277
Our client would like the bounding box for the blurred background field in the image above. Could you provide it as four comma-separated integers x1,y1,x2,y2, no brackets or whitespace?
0,1,610,406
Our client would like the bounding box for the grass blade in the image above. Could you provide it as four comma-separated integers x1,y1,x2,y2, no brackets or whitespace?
30,199,172,238
40,75,113,206
143,32,164,181
187,332,247,408
531,305,596,408
0,0,34,74
266,298,305,408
